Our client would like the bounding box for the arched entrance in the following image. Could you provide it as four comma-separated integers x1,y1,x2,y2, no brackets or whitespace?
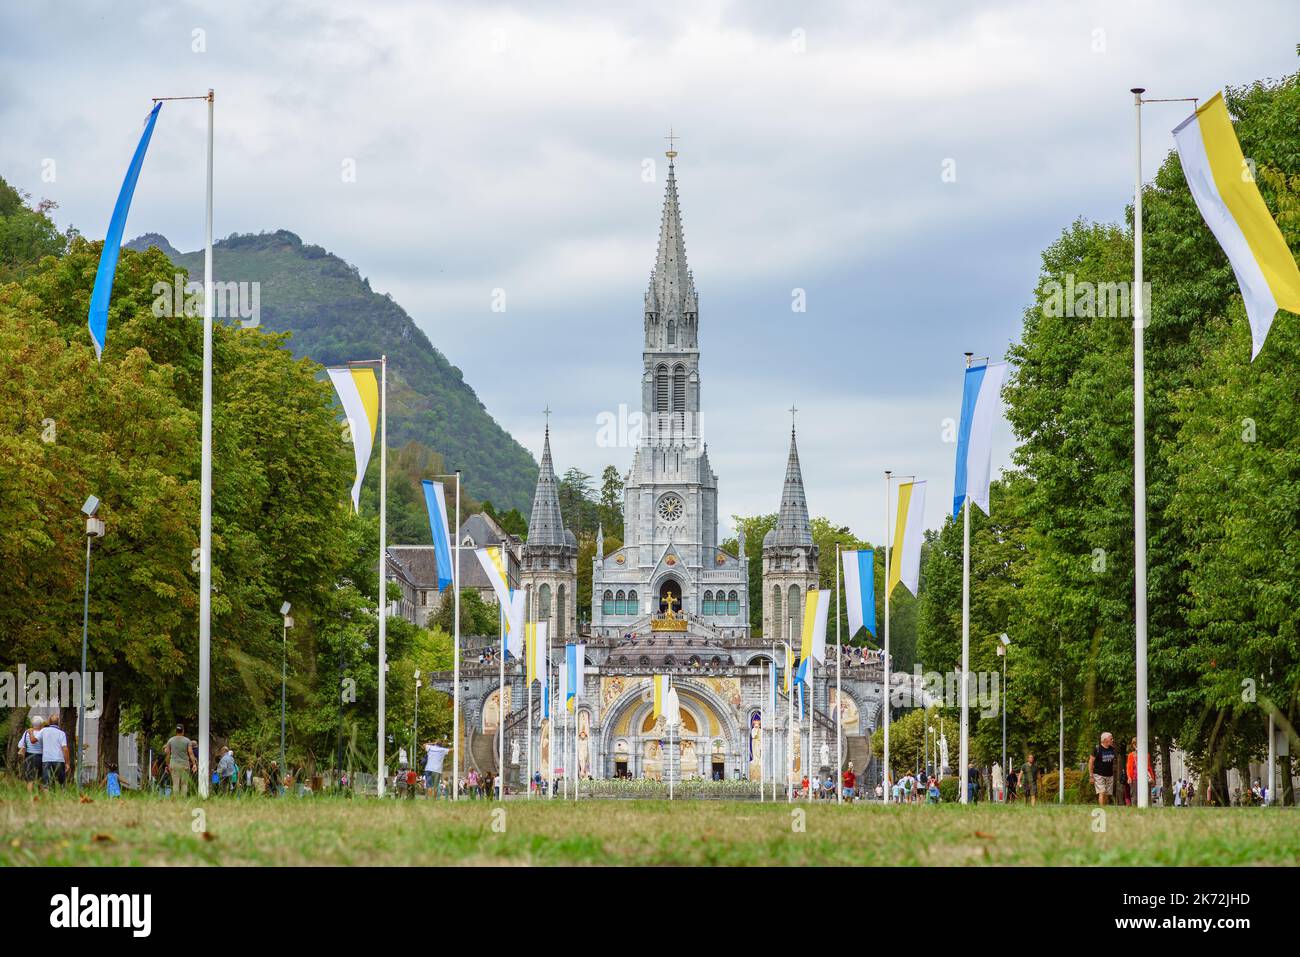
599,678,743,780
658,577,684,614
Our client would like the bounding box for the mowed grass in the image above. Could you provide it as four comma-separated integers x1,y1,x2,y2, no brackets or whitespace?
2,788,1297,866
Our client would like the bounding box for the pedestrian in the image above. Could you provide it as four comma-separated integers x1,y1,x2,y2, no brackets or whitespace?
18,714,43,792
966,761,981,803
165,724,197,798
1125,737,1154,805
267,760,282,797
105,762,122,797
1006,766,1018,803
423,739,449,798
842,762,857,802
217,746,237,794
1019,753,1039,806
1088,732,1117,806
38,712,71,789
992,761,1004,803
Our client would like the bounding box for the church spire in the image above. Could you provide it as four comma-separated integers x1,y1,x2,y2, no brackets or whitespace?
769,426,813,547
646,136,697,335
527,425,567,547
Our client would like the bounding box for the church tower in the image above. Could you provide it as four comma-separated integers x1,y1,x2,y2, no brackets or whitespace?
591,144,747,636
521,425,577,640
762,426,820,643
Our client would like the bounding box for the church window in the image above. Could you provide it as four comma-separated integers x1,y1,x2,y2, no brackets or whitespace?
702,590,714,615
539,584,552,626
787,585,801,640
658,493,684,523
557,585,566,639
772,586,782,635
728,590,740,615
628,590,638,614
672,365,686,413
655,364,669,413
615,590,626,615
602,590,614,615
667,320,676,345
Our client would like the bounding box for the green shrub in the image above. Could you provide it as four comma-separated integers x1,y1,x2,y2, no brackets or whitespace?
938,777,960,803
1037,768,1090,803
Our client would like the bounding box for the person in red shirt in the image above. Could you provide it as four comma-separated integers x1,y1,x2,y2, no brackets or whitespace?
1125,737,1154,805
842,763,857,802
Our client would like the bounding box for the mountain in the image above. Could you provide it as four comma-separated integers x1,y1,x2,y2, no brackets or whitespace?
125,229,537,512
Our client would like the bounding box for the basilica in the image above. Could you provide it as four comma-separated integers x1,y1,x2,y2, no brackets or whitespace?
428,148,885,788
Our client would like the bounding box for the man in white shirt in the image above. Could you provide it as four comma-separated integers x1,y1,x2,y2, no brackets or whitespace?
423,740,450,798
18,714,43,791
38,712,71,788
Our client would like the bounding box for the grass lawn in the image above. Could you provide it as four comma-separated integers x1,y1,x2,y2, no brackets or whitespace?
2,788,1297,866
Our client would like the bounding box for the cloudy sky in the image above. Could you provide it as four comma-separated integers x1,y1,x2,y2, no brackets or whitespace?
3,1,1297,540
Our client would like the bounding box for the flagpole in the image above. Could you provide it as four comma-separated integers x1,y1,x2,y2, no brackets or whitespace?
764,642,774,800
377,355,388,797
959,355,972,804
197,88,215,799
883,469,892,799
1132,87,1151,810
453,470,461,801
498,600,505,800
759,659,765,802
546,613,553,800
836,543,842,805
786,643,793,802
527,635,533,800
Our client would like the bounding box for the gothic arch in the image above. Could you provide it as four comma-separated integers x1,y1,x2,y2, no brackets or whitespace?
598,678,744,776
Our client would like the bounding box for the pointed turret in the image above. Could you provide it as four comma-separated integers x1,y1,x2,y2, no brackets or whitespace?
527,426,567,547
650,158,697,317
765,428,813,548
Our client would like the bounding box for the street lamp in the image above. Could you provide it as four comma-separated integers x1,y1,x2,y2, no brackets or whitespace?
997,632,1010,801
78,496,105,792
280,601,292,787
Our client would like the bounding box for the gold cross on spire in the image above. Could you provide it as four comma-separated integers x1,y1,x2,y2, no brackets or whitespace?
665,127,679,159
789,403,798,432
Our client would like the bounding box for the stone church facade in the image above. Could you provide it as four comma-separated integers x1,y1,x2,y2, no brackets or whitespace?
430,149,884,789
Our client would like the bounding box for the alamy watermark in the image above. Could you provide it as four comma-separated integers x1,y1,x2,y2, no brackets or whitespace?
1040,274,1151,321
892,665,1001,718
152,273,260,328
0,666,104,718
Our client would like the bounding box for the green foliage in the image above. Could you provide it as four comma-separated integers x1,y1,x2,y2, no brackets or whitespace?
0,177,69,282
123,229,538,511
911,67,1300,800
430,586,499,637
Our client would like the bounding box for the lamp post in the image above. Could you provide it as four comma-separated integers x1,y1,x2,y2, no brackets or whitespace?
78,496,105,792
280,601,292,782
997,632,1010,801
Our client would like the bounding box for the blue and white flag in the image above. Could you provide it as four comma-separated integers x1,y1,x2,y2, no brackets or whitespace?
840,549,876,638
565,643,585,712
88,101,162,360
952,360,1007,518
420,480,453,592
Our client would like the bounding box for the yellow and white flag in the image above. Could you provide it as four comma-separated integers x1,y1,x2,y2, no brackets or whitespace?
782,643,794,694
797,588,831,684
889,480,927,597
1174,92,1300,359
474,546,525,656
526,621,549,686
327,367,379,511
652,674,672,720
